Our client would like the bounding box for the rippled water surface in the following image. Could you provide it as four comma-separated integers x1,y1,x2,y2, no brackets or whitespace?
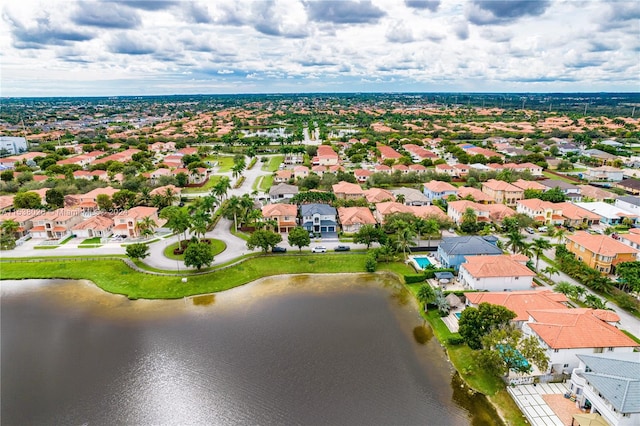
1,275,501,425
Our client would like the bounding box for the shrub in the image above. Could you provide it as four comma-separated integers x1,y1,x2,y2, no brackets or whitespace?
365,254,377,272
404,274,427,284
447,336,465,345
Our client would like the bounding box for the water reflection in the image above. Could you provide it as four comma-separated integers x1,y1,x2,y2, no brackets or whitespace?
2,275,500,425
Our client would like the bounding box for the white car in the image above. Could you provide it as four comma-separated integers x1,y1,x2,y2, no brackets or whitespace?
311,246,327,253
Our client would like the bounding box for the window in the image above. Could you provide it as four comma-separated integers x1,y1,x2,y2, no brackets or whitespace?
607,347,614,352
554,349,559,353
563,364,569,368
594,348,603,353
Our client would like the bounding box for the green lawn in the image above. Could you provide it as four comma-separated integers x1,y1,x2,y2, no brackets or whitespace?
252,174,273,192
181,175,221,193
214,156,235,172
163,239,227,260
80,237,102,245
0,254,370,299
261,155,283,172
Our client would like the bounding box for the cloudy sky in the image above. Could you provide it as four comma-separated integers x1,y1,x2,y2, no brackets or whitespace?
1,0,639,96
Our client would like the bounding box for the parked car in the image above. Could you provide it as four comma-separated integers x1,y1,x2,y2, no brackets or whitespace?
334,245,351,252
525,227,535,234
272,246,287,253
538,226,548,232
311,246,327,253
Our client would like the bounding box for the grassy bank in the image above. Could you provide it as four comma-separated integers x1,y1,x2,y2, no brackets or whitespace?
1,254,370,299
162,239,227,260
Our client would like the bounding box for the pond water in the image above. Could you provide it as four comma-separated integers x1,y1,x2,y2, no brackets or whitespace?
1,274,502,425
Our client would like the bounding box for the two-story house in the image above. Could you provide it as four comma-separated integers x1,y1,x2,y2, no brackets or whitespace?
569,353,640,426
30,208,84,240
481,179,524,206
516,199,564,226
269,183,299,203
540,179,582,202
261,203,298,233
574,202,638,226
423,181,458,203
618,228,640,251
522,309,637,375
436,236,503,271
615,196,640,217
300,204,337,235
112,206,159,239
0,209,45,238
555,202,601,227
72,214,115,239
565,231,639,274
585,166,625,182
458,254,536,292
456,186,494,204
337,207,377,233
332,181,365,200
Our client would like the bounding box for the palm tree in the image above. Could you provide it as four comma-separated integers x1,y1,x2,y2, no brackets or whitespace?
162,187,178,208
542,266,559,281
506,230,526,254
137,186,152,206
226,195,242,231
395,193,406,204
160,206,191,248
554,227,567,244
419,218,440,248
136,216,157,239
417,284,435,312
212,177,231,203
190,210,211,241
394,222,416,260
531,237,552,271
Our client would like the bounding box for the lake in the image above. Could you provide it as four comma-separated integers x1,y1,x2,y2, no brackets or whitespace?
1,274,501,425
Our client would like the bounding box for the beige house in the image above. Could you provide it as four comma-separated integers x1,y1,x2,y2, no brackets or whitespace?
516,199,564,225
30,208,84,239
261,203,298,233
332,181,364,200
481,179,524,206
72,214,115,239
337,207,377,233
112,207,159,238
0,209,45,238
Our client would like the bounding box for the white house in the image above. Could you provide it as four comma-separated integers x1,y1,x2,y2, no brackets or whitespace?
458,254,536,291
522,309,637,375
615,196,640,216
569,353,640,426
585,166,625,182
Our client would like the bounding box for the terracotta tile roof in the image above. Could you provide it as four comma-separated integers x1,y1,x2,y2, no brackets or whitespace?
337,207,376,226
465,290,569,321
485,203,516,221
0,195,15,210
461,254,536,278
554,202,601,221
363,188,394,203
332,181,364,196
512,179,547,191
517,198,558,211
527,309,637,349
411,205,447,220
72,215,114,231
457,186,494,202
566,231,639,257
423,180,457,192
377,144,402,159
354,169,373,177
375,201,414,216
262,203,297,218
0,208,45,222
482,179,523,192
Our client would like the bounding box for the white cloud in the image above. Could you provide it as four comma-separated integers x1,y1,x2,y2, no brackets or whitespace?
0,0,637,95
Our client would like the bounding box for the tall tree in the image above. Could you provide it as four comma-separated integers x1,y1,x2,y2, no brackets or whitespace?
353,224,385,249
247,229,283,254
506,230,526,254
288,226,311,252
417,284,435,312
477,326,549,377
45,188,64,209
13,192,41,209
184,242,214,270
458,303,517,350
531,237,552,271
394,221,416,260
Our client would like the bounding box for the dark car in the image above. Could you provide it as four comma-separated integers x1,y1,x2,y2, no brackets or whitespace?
334,245,351,252
272,246,287,253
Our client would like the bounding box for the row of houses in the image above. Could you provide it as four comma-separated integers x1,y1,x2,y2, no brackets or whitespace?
0,206,161,240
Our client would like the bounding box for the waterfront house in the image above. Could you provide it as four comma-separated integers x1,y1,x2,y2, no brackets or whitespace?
72,214,114,239
0,209,45,238
337,207,377,233
112,206,159,239
300,204,337,235
458,254,536,292
30,208,84,240
436,236,503,271
261,203,298,233
569,353,640,426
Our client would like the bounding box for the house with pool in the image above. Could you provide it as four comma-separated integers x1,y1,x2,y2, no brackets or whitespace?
458,254,535,292
436,236,503,271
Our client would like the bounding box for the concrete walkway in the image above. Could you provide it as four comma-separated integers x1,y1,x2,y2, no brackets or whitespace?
508,383,571,426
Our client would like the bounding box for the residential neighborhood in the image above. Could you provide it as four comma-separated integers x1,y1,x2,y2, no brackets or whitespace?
1,94,639,426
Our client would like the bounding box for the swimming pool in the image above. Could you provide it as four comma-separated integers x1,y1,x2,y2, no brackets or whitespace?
454,312,461,319
412,257,431,269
